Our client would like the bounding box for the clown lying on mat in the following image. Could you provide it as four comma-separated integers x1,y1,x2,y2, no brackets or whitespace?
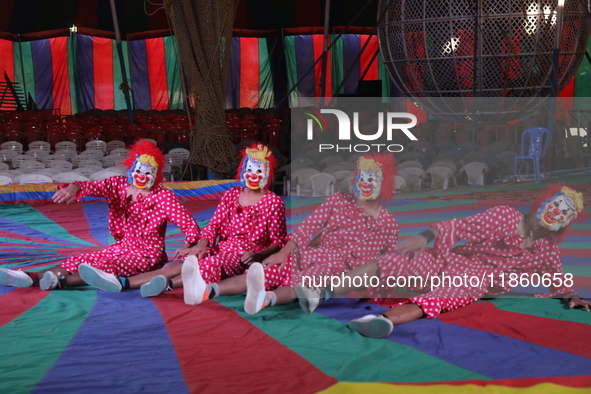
297,184,591,338
0,140,201,290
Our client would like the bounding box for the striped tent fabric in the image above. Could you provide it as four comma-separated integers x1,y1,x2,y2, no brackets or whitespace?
225,36,277,109
0,36,72,113
0,30,590,116
77,34,183,113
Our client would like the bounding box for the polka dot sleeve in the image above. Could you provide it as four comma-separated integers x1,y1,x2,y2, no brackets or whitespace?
433,206,520,253
161,190,201,244
291,193,344,247
266,195,287,247
200,188,237,245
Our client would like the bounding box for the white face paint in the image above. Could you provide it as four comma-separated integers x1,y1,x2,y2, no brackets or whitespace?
130,161,157,189
243,159,267,190
537,193,577,231
355,169,382,201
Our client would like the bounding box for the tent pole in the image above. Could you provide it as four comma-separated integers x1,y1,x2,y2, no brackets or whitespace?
109,0,134,124
320,0,331,102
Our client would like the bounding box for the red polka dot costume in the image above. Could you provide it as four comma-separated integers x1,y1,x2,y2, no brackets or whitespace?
374,205,580,318
197,144,287,285
271,153,400,292
58,142,200,276
287,192,399,288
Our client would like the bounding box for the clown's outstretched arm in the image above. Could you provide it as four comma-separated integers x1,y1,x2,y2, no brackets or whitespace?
53,178,118,204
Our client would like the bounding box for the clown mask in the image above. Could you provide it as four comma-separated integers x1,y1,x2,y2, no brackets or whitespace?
537,192,578,231
242,158,268,190
127,160,157,190
354,169,383,201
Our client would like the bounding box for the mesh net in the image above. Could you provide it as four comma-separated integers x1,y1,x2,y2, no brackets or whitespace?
164,0,239,175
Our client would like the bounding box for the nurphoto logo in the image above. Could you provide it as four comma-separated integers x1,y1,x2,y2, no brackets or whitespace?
306,109,418,153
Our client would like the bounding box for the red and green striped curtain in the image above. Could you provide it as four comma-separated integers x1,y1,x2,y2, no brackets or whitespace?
226,36,276,109
77,34,183,112
1,36,72,113
284,33,395,107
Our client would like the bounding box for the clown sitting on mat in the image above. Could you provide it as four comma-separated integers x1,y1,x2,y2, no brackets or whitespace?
0,140,201,290
77,143,287,301
176,152,400,314
297,184,591,338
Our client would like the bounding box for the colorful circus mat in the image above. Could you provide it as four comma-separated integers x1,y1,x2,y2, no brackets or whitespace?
1,177,590,392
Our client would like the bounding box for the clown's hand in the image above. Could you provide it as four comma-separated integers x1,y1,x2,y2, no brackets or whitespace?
568,297,591,312
262,250,288,271
240,251,262,265
186,239,208,259
174,243,194,259
52,183,80,204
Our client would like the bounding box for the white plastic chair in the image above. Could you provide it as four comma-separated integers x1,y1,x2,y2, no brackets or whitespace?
323,162,356,173
102,166,126,175
1,149,18,163
398,161,423,170
53,172,91,183
0,162,9,171
19,174,54,184
429,159,458,173
289,167,320,196
36,167,61,176
86,140,108,152
109,148,130,158
402,167,425,191
19,160,46,174
300,172,336,197
458,162,489,185
55,141,77,152
397,169,410,181
317,155,344,169
106,140,126,152
49,160,74,172
426,166,456,190
0,175,13,185
165,154,184,170
1,141,24,153
168,148,190,161
89,169,123,181
102,155,124,168
26,148,50,160
28,141,51,151
73,166,104,177
394,175,407,191
78,158,103,168
79,149,105,160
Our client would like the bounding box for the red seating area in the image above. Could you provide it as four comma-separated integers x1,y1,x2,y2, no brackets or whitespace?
1,108,289,152
226,108,287,149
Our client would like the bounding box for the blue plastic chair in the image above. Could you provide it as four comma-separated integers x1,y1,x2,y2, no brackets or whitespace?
513,127,549,183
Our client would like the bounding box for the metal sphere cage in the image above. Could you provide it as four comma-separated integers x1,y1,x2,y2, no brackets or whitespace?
378,0,591,122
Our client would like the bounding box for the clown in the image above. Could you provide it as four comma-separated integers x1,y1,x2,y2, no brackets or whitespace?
0,140,200,291
304,184,589,339
238,143,276,191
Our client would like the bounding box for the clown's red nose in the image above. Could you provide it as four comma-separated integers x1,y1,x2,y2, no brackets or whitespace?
553,208,561,215
138,174,146,181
